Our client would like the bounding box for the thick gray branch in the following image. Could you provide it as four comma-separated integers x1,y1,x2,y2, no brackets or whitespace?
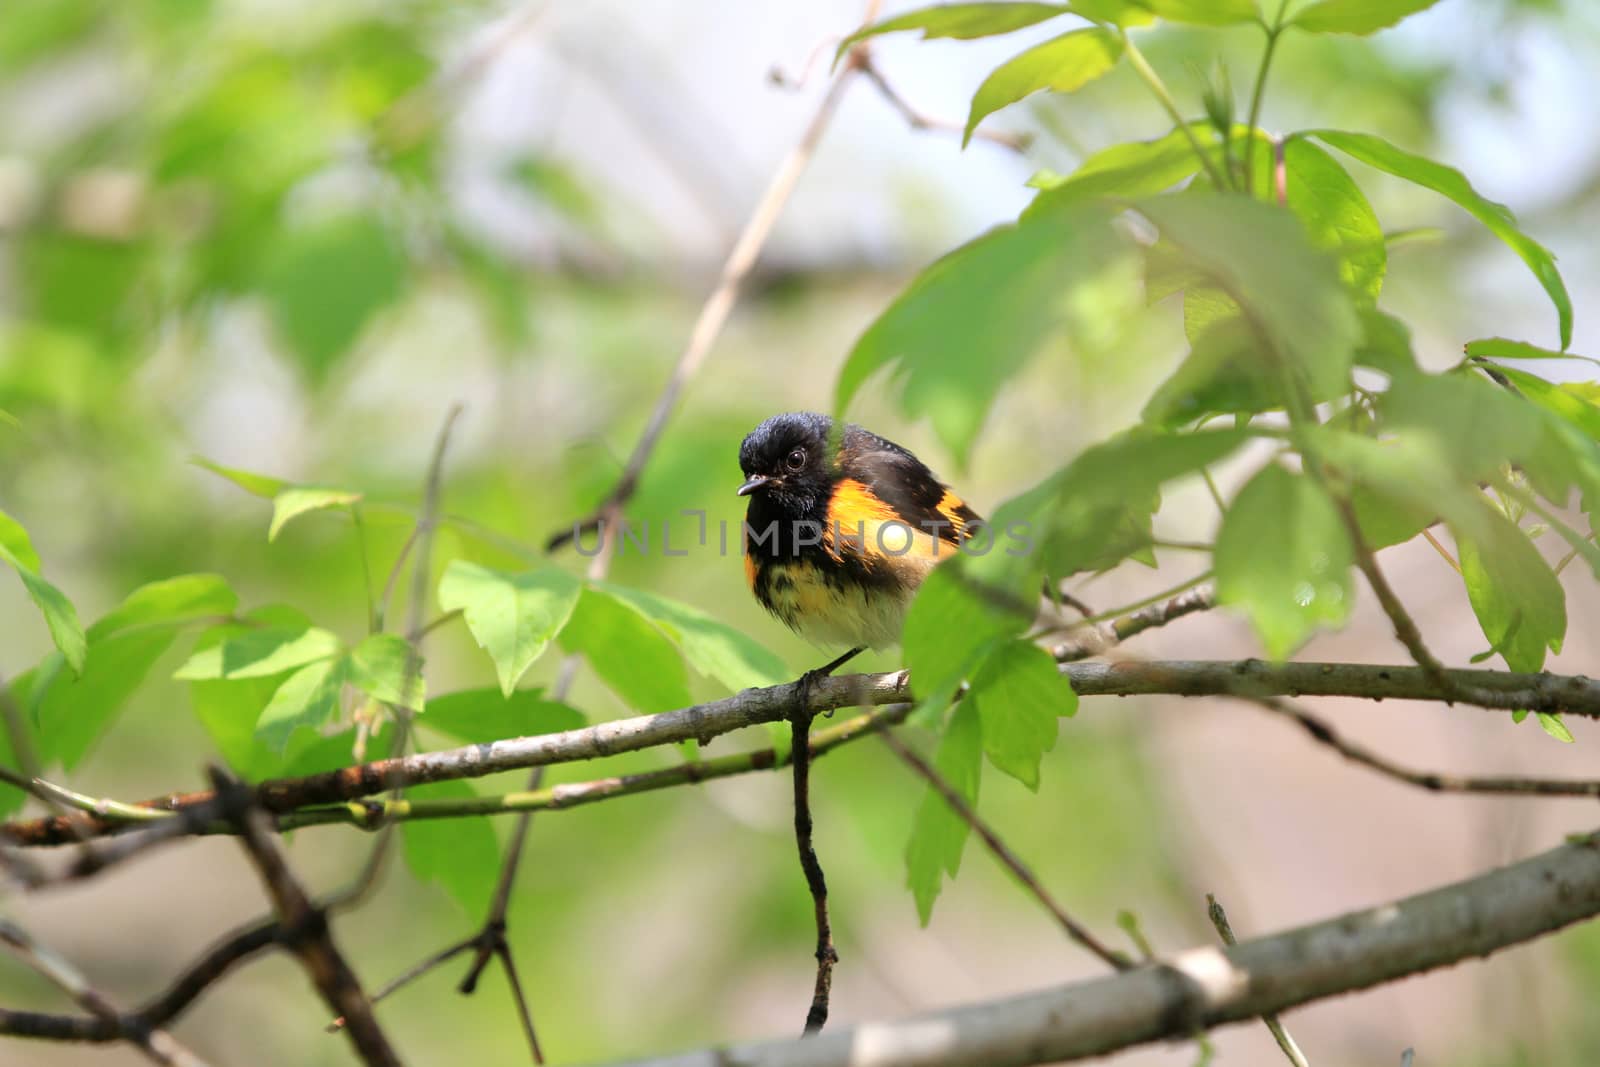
594,831,1600,1067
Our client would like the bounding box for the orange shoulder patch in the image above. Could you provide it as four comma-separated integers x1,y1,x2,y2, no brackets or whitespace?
826,478,899,529
935,488,972,537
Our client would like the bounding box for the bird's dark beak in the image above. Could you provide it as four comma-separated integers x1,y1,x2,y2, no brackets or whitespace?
736,474,770,497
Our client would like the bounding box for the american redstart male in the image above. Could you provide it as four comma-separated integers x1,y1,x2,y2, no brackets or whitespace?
737,411,983,678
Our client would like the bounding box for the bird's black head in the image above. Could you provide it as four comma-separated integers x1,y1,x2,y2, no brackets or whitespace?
737,411,836,516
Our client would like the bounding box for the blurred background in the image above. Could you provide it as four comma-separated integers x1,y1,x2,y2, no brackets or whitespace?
3,0,1600,1063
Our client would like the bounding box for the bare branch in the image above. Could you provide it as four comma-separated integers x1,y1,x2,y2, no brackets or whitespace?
857,57,1031,154
217,770,400,1067
596,829,1600,1066
878,732,1132,972
790,707,837,1034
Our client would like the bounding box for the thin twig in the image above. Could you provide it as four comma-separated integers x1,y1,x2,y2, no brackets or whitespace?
0,920,207,1066
878,732,1132,972
857,56,1030,154
1206,895,1309,1067
1249,696,1600,797
327,936,478,1033
791,707,839,1034
1050,587,1215,662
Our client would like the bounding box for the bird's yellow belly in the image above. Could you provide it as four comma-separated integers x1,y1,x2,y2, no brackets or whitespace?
758,559,910,650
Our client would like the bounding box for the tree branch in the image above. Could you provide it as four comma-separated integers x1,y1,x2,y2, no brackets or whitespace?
1205,895,1308,1067
9,658,1600,847
790,708,837,1034
592,829,1600,1066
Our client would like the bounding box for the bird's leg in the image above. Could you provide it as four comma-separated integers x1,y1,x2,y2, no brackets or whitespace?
796,646,864,720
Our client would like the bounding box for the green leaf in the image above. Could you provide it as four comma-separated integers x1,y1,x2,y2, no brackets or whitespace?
0,507,86,675
420,688,585,747
969,640,1074,789
1292,0,1443,35
1137,193,1362,404
36,630,176,770
902,564,1034,726
173,626,342,680
1537,712,1575,744
401,779,501,915
1216,466,1354,658
1382,370,1545,487
1025,125,1214,213
184,607,314,779
1283,138,1386,302
192,457,289,499
905,701,982,925
437,561,583,697
261,212,408,379
1142,316,1280,427
1136,0,1259,25
592,582,788,692
964,28,1122,146
1454,505,1565,674
0,507,43,572
255,658,353,752
348,633,424,712
559,588,692,713
89,574,237,641
1356,307,1419,377
1310,129,1572,349
837,3,1073,59
837,206,1133,465
1465,338,1600,369
268,487,362,541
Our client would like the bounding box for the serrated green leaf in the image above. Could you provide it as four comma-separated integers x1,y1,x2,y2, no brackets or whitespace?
837,3,1074,60
1537,712,1574,744
174,625,341,680
1454,505,1565,674
184,607,315,779
192,457,289,498
1283,138,1386,302
1310,129,1571,350
559,587,691,713
256,657,353,752
592,582,788,692
902,564,1032,727
420,688,585,746
837,206,1133,466
348,632,424,712
906,701,982,925
438,561,582,697
969,640,1073,789
1292,0,1443,35
401,779,500,914
964,28,1122,146
268,487,361,541
1217,466,1354,659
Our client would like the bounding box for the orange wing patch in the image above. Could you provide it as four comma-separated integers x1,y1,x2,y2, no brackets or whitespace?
825,477,949,569
935,488,973,539
743,550,758,592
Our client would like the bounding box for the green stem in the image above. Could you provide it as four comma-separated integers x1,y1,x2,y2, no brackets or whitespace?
351,504,379,634
1244,0,1293,197
1120,29,1227,191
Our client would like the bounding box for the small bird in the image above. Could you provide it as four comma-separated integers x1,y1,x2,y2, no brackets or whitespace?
737,412,982,676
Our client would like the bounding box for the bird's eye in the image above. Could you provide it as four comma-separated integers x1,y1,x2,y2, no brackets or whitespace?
785,447,806,471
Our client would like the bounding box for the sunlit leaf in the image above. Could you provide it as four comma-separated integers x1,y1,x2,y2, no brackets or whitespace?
906,701,982,925
192,457,289,499
1465,338,1600,369
964,28,1122,146
1293,0,1444,35
438,561,583,697
256,657,353,752
1135,0,1259,25
1537,712,1574,744
1216,465,1354,658
1284,138,1386,301
269,487,362,541
348,632,424,712
559,588,692,713
174,626,342,680
0,507,86,675
837,3,1074,60
593,582,788,691
1310,130,1572,349
1026,124,1216,213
